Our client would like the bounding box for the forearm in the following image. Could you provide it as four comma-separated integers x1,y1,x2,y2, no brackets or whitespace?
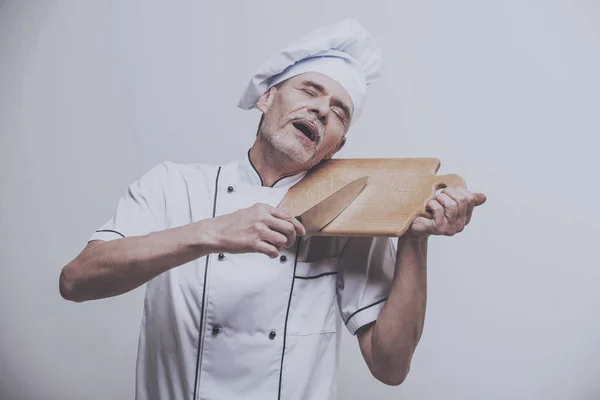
369,235,428,384
60,220,216,302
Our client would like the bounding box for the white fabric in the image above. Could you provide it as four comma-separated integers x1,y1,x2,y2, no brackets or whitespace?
89,152,396,400
237,19,382,124
268,53,365,116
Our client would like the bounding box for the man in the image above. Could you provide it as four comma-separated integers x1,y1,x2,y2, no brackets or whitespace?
60,19,485,400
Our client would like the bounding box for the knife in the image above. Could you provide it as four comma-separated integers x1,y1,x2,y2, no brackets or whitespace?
295,176,369,240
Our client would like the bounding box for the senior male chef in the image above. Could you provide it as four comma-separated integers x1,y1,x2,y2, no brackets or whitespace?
60,19,485,400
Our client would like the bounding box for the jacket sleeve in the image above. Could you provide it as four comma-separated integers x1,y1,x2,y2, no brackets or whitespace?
336,236,396,335
88,162,169,243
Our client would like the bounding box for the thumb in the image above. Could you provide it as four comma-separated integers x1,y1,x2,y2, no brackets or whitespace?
474,193,487,206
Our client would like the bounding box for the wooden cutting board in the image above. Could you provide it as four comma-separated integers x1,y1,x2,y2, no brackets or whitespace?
278,158,466,237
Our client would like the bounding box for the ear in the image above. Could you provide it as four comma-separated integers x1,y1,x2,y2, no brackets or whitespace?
256,86,278,113
324,136,346,160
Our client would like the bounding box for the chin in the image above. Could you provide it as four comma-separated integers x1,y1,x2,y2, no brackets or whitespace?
274,141,315,165
265,129,322,166
282,147,313,165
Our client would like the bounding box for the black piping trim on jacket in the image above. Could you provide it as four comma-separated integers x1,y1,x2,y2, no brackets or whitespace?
247,148,264,186
193,166,221,400
294,271,337,280
277,241,301,399
247,148,298,188
270,173,297,188
344,297,388,326
95,229,125,238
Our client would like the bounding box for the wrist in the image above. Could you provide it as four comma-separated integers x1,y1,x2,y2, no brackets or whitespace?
187,218,222,255
401,232,428,246
395,233,428,272
397,233,428,259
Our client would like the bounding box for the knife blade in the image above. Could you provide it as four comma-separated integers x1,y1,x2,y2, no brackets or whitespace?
296,176,369,240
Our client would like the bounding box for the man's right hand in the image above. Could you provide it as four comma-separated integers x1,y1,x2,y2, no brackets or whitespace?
60,203,305,302
203,203,306,259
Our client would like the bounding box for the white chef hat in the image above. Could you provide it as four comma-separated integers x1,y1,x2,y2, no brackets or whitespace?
237,19,382,125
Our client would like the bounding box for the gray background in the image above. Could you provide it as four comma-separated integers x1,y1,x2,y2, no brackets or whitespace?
1,1,599,399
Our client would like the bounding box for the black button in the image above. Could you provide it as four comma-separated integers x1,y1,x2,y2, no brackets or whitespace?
280,255,287,262
269,331,277,340
212,325,222,335
218,253,225,260
227,186,234,193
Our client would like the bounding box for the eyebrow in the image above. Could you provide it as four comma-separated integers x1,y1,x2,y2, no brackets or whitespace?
301,80,352,124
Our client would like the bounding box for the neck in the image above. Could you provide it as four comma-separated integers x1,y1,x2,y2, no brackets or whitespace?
249,140,303,187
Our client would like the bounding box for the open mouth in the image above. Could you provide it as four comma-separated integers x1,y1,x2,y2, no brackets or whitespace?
292,121,317,142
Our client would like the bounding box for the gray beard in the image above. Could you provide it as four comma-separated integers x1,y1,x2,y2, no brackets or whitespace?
259,110,324,166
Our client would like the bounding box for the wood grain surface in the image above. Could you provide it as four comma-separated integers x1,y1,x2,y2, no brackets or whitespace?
278,158,466,237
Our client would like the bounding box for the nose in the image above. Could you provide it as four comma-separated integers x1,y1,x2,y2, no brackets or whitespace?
308,97,330,124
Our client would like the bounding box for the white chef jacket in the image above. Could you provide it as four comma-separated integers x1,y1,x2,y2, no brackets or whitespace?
89,150,396,400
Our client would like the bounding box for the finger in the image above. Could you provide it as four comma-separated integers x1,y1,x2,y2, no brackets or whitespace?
270,206,292,220
267,217,297,248
466,193,475,225
474,193,487,206
436,192,458,222
255,241,279,258
262,229,288,250
444,188,468,227
290,216,306,236
466,192,485,225
427,199,445,229
270,207,306,236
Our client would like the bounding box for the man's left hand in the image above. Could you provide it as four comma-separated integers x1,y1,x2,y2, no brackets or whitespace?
408,187,486,237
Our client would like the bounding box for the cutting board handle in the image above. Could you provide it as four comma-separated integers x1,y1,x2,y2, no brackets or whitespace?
394,173,468,269
430,173,466,191
415,174,467,221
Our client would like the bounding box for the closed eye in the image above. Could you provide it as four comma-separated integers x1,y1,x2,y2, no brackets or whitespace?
302,88,317,97
332,108,346,126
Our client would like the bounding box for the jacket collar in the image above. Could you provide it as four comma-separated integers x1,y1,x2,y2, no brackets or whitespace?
238,149,307,189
